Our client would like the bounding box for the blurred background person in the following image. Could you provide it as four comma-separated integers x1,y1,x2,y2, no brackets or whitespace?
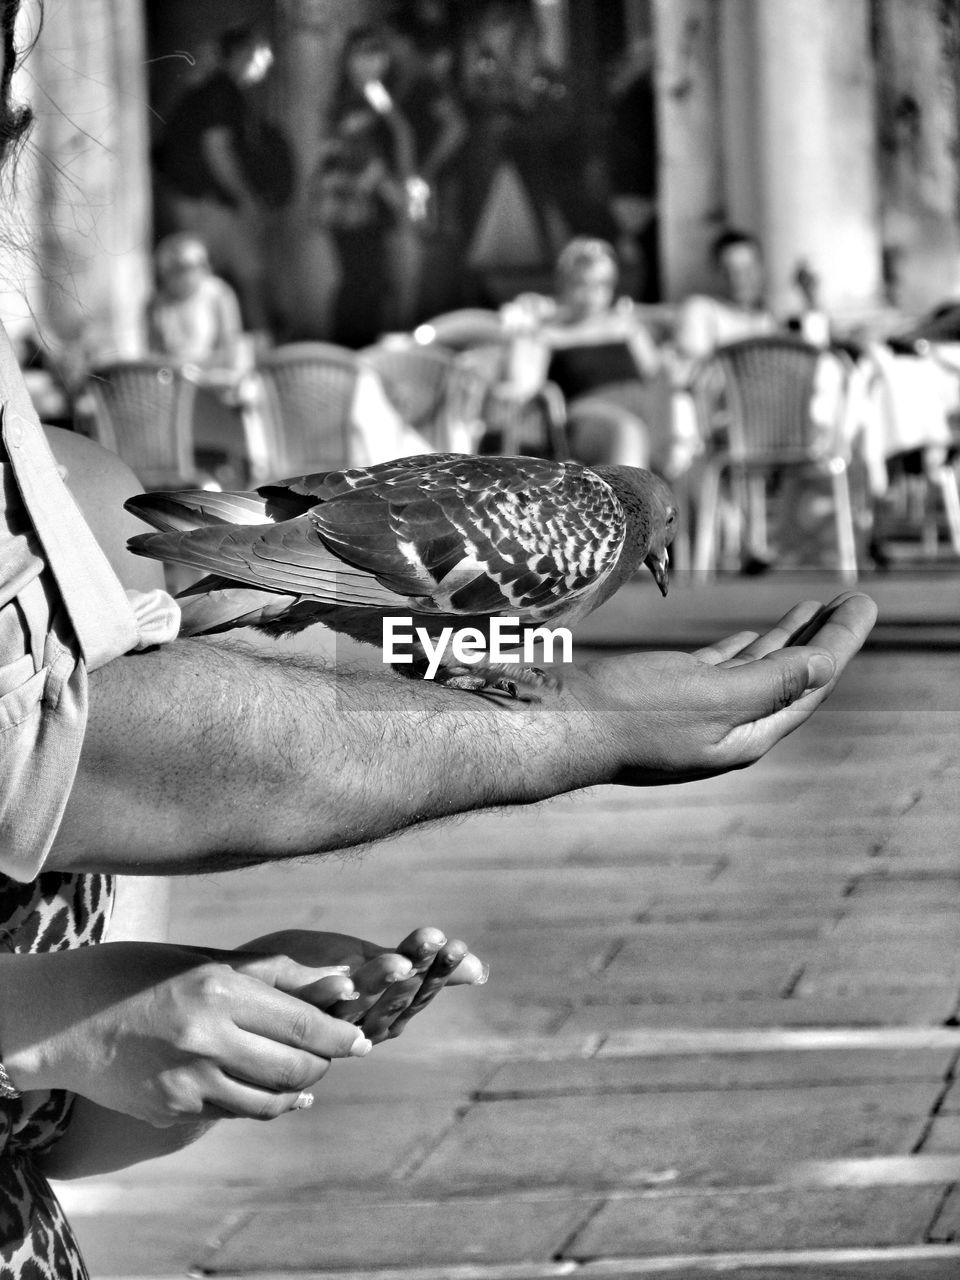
460,1,616,304
312,24,417,346
146,232,243,370
502,237,674,471
673,229,778,373
385,11,469,323
153,24,279,334
145,232,254,489
604,35,659,303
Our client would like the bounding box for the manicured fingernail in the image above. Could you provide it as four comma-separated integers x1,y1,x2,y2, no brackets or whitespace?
805,654,835,689
474,962,490,985
294,1091,314,1110
386,963,414,982
350,1035,373,1058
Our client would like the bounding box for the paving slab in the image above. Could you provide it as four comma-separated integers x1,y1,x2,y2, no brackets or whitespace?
65,1209,247,1278
577,1253,960,1280
479,1051,955,1098
558,991,958,1035
596,926,820,1001
929,1183,960,1240
920,1115,960,1153
201,1194,600,1273
567,1185,947,1256
408,1084,938,1192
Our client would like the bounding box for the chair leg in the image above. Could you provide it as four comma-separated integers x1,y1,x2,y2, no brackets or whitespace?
693,464,721,578
723,469,750,570
746,473,769,560
831,465,859,583
933,464,960,554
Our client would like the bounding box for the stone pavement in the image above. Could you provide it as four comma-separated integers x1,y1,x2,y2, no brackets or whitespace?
57,569,960,1279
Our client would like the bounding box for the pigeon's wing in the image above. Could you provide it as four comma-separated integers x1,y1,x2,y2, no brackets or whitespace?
125,489,276,534
128,517,405,609
309,455,627,617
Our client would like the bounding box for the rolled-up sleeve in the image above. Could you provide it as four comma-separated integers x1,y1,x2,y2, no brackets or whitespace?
0,391,180,882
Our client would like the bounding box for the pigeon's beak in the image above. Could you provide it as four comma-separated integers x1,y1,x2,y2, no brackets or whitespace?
645,547,670,597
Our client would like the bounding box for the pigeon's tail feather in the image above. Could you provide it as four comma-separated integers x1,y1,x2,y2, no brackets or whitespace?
128,520,406,609
125,490,273,534
176,585,308,636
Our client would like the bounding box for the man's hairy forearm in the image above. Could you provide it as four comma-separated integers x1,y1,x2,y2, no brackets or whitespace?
50,638,598,874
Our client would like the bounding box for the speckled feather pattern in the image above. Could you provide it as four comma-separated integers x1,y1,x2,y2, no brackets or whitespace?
304,456,625,618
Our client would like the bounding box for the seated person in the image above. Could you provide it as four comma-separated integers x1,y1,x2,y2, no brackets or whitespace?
674,230,848,572
146,232,253,485
673,229,778,373
502,237,673,472
146,232,244,372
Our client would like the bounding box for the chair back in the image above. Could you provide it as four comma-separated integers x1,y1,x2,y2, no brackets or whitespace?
694,335,845,466
361,341,455,448
253,342,359,478
82,358,199,489
414,308,504,351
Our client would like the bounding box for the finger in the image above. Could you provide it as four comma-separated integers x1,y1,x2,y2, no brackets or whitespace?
692,631,760,666
357,976,423,1043
395,927,447,973
231,951,357,995
718,601,826,667
325,954,414,1023
184,1023,335,1113
293,973,359,1009
199,1063,333,1122
782,591,862,647
229,974,372,1060
717,593,877,748
441,951,490,987
385,939,472,1038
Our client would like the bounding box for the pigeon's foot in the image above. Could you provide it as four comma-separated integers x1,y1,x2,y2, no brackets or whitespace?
432,662,561,700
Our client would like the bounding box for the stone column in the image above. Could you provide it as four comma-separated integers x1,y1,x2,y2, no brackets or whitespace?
726,0,883,316
653,0,725,300
873,0,960,309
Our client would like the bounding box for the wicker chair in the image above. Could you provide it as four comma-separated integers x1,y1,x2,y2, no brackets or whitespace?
81,358,201,489
691,335,859,580
361,341,455,450
251,342,360,480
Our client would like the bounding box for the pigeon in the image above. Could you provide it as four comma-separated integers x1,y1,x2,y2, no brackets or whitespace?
126,453,678,695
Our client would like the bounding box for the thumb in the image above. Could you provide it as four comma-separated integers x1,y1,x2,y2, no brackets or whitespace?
721,647,836,727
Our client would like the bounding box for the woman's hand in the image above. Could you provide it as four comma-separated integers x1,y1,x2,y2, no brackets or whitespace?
238,927,488,1044
0,943,371,1127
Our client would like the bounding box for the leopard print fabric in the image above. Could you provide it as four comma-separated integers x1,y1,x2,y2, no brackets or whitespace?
0,871,113,1280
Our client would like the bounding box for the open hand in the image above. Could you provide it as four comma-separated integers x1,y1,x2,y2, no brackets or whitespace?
573,592,877,785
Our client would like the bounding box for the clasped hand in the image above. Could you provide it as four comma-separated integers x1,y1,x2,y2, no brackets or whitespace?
3,927,483,1127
